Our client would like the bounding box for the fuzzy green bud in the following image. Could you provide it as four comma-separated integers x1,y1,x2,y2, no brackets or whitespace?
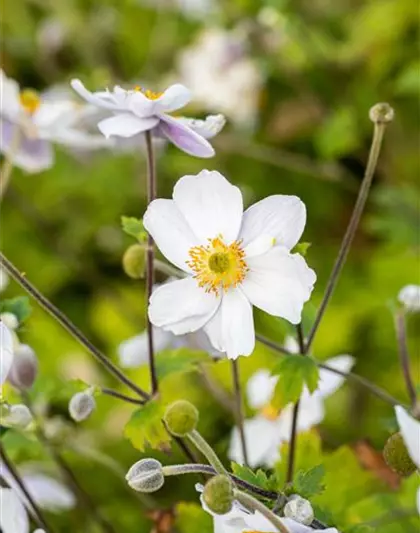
203,475,234,515
164,400,199,437
383,432,417,477
369,102,394,124
69,390,96,422
122,244,146,279
126,458,164,493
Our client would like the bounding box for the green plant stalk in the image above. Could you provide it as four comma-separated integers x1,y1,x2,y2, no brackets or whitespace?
233,489,291,533
187,429,229,476
231,359,249,466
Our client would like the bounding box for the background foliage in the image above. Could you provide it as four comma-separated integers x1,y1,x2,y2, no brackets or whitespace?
1,0,419,531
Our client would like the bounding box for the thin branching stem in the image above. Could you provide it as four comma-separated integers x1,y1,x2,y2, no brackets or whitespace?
394,310,417,408
231,359,249,466
0,251,149,401
101,387,146,405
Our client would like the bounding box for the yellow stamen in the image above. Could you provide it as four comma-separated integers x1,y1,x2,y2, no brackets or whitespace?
261,404,280,421
134,86,163,100
187,235,248,296
19,89,40,115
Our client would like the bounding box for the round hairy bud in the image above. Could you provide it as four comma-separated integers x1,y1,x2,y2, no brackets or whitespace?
383,432,417,477
203,475,234,515
8,344,38,390
3,404,33,429
284,495,314,525
122,244,146,279
369,103,394,124
164,400,199,437
0,312,19,330
68,390,96,422
126,458,164,493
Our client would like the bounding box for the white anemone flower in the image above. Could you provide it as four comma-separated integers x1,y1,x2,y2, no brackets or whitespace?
70,79,224,157
0,489,45,533
394,406,420,514
229,338,354,467
398,285,420,312
1,321,14,386
198,484,340,533
144,170,316,360
0,70,111,173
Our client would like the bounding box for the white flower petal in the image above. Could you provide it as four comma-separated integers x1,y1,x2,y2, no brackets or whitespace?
1,322,14,385
239,195,307,251
143,199,199,272
243,234,276,258
173,170,243,243
398,285,420,312
284,336,299,354
97,113,158,138
395,406,420,468
175,114,226,139
33,101,76,129
0,489,29,533
158,114,215,157
203,306,224,353
221,288,254,359
241,247,316,325
70,79,121,110
229,416,280,468
317,355,355,399
21,473,75,511
0,70,22,121
148,277,219,334
295,394,325,431
118,327,173,368
246,369,278,409
155,84,191,113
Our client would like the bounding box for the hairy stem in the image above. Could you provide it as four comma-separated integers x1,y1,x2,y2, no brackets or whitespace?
144,130,158,395
234,489,291,533
0,440,54,532
231,359,249,466
187,429,229,476
305,104,393,353
394,310,417,408
0,251,149,401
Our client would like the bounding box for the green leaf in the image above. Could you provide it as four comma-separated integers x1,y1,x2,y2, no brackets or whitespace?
293,464,326,498
156,348,208,381
271,355,319,408
124,399,170,452
175,502,213,533
0,296,32,323
292,242,311,257
121,216,147,242
231,463,279,492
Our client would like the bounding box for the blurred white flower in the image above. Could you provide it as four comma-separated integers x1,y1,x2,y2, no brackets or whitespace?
145,170,315,360
229,339,354,466
395,406,420,514
71,79,224,157
398,285,420,312
0,70,111,173
178,28,264,126
141,0,217,20
0,321,14,385
2,404,33,429
197,483,340,532
0,267,10,292
0,323,38,389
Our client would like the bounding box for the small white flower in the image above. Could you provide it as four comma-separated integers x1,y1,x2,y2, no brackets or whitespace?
197,484,339,533
0,70,111,173
178,28,264,126
0,321,14,385
71,79,224,157
229,347,355,467
144,170,316,360
394,406,420,514
398,285,420,312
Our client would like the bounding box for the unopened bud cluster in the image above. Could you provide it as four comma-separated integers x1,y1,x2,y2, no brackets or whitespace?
126,458,164,493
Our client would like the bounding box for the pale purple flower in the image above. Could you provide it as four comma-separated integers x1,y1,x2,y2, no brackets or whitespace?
70,80,225,157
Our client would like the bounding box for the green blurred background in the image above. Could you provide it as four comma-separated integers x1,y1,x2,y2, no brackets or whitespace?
1,0,419,531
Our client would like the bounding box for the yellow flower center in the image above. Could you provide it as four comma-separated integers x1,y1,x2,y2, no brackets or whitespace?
261,404,280,421
134,86,163,100
19,89,40,115
187,236,248,295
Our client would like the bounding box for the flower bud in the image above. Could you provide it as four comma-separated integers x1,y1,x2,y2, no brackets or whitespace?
203,475,234,515
284,495,314,525
164,400,199,437
0,312,19,330
398,285,420,313
122,244,146,279
8,344,38,390
369,102,394,124
3,404,33,429
383,432,417,477
68,390,96,422
125,458,164,493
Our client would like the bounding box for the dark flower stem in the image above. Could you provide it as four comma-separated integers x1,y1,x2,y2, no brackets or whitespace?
394,310,417,408
286,323,306,484
231,359,249,466
0,251,149,401
305,105,393,353
144,130,158,395
101,387,146,405
0,440,53,532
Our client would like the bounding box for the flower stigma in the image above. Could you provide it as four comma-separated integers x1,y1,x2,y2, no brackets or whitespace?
187,236,248,295
19,89,40,115
134,86,163,100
